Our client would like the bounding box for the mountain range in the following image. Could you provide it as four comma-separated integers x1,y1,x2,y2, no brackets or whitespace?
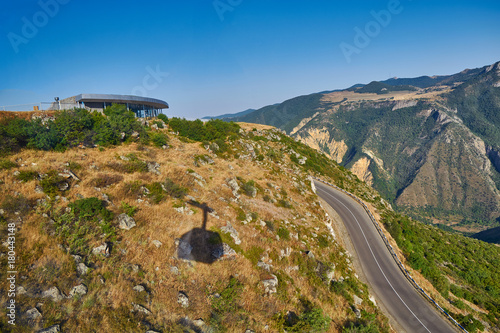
219,61,500,238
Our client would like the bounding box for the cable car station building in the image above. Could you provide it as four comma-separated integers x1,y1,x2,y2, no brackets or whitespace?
58,94,169,118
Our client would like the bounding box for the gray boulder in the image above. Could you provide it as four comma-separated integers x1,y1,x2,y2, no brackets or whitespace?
68,284,87,298
118,213,136,230
133,285,146,293
132,303,152,315
25,307,42,320
261,275,278,295
178,291,189,308
76,262,89,276
92,243,110,257
37,325,60,333
41,286,64,302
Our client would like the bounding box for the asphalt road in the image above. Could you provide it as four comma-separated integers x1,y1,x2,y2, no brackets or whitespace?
315,181,457,333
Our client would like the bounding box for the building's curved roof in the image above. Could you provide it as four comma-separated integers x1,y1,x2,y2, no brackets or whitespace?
74,94,169,109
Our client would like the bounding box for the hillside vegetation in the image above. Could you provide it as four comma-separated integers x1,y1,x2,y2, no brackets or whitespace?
1,107,498,332
0,107,391,332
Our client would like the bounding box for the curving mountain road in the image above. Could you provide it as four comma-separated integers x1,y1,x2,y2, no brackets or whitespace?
314,181,457,333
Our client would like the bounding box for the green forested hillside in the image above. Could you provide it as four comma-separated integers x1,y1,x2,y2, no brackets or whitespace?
228,61,500,232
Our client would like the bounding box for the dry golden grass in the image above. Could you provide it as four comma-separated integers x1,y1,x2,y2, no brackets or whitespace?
0,127,390,332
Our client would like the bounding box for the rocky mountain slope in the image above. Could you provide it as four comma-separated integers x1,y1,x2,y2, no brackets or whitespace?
226,61,500,233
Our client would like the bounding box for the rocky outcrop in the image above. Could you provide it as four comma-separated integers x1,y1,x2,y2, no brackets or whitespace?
487,145,500,173
294,127,348,163
350,157,373,186
261,274,278,295
42,287,64,302
177,291,189,308
117,213,136,230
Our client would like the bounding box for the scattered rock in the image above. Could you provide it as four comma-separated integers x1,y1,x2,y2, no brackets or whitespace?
76,262,89,276
326,266,336,283
226,178,240,198
369,295,377,306
152,240,162,248
212,243,237,260
170,266,180,275
353,295,363,306
177,292,189,308
261,274,278,295
17,286,27,295
133,285,146,293
35,185,44,193
25,307,42,320
37,325,60,333
353,306,361,319
174,206,194,215
132,303,152,315
220,221,241,245
117,213,136,230
175,238,193,259
257,261,272,271
68,284,87,298
72,254,82,264
147,162,161,175
41,286,64,302
92,243,110,257
57,182,69,191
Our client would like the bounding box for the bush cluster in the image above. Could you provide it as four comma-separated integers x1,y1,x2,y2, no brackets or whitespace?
0,104,147,155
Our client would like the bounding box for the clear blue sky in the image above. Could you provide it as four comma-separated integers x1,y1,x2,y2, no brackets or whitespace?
1,0,499,118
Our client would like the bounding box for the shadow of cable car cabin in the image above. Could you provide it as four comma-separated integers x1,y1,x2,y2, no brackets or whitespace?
176,201,224,264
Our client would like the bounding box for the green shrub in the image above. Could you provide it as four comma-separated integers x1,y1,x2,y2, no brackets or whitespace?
277,227,290,240
317,234,329,248
122,181,143,197
1,194,31,215
68,161,82,170
40,170,66,197
0,159,18,170
151,132,169,147
107,160,148,173
69,197,113,223
120,202,139,217
245,245,265,265
15,170,38,182
210,277,245,331
146,182,166,204
91,174,123,188
265,220,275,231
277,199,293,209
157,113,168,123
276,298,330,332
54,197,115,253
241,180,257,197
152,120,164,129
163,178,187,199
